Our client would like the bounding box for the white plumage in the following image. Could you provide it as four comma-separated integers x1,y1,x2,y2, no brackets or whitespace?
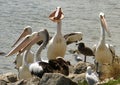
47,7,83,60
93,12,115,72
86,66,99,85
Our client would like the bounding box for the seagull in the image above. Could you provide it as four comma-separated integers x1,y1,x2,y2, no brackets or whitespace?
85,66,99,85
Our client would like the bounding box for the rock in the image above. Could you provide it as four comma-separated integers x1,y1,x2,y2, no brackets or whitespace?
0,80,7,85
7,73,17,83
39,73,77,85
69,73,85,83
73,61,95,74
15,79,27,85
0,72,17,83
26,77,41,85
0,61,96,85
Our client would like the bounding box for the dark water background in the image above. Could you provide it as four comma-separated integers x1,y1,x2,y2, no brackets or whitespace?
0,0,120,74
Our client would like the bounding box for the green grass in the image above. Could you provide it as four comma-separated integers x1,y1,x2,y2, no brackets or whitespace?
102,78,120,85
78,78,120,85
78,80,87,85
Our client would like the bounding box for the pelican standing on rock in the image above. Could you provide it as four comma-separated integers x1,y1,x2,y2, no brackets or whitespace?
18,29,49,79
18,32,39,80
47,7,67,60
94,12,115,72
47,7,83,60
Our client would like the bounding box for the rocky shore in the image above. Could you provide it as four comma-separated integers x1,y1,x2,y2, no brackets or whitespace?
0,61,95,85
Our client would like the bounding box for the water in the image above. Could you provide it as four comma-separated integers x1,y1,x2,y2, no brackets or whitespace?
0,0,120,74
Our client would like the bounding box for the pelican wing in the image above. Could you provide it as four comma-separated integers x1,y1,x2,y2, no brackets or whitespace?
92,44,97,54
106,44,116,62
64,32,83,45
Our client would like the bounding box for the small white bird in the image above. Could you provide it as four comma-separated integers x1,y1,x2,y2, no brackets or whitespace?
85,66,99,85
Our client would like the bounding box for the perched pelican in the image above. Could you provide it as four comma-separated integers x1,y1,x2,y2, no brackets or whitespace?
47,7,67,60
6,29,48,79
47,7,83,60
6,7,83,71
6,26,34,69
17,29,70,78
76,42,94,62
18,33,38,80
94,12,115,72
85,66,99,85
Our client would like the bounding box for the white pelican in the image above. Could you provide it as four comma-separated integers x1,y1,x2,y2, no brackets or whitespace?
6,7,83,71
47,7,83,60
6,29,49,79
6,26,34,69
76,42,94,62
15,29,70,78
21,29,70,77
85,66,99,85
94,12,115,72
18,33,38,80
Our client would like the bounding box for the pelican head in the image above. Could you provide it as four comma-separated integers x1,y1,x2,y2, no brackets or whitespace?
49,7,64,22
99,12,111,37
19,29,49,53
12,26,32,47
5,32,38,57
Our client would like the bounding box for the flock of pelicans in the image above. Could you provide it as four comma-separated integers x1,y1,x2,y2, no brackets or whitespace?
0,7,117,85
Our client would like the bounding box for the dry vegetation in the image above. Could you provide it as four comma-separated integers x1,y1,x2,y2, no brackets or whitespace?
100,55,120,80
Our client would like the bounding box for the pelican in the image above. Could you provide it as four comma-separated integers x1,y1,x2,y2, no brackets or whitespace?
20,29,70,78
47,7,83,60
15,29,70,78
6,26,34,69
6,7,83,71
85,66,99,85
76,42,94,62
18,33,38,80
94,12,115,72
6,29,48,79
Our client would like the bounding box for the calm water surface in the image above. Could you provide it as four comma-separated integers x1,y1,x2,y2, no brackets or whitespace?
0,0,120,74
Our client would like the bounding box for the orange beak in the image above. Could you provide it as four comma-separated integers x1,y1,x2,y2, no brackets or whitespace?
5,32,37,57
49,7,64,22
11,26,32,47
19,29,49,54
19,33,42,54
100,12,111,37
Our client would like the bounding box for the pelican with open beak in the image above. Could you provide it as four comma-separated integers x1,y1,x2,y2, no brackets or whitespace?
47,7,83,60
